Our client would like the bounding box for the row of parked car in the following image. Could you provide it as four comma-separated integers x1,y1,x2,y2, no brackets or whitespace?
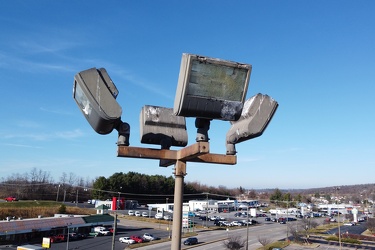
265,217,298,224
213,218,258,227
48,232,89,243
119,233,160,244
128,210,149,217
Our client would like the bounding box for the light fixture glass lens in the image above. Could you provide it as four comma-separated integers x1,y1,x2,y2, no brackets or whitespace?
187,60,248,101
74,82,92,116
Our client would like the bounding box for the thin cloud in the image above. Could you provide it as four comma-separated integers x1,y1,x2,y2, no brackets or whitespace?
1,143,42,149
237,156,261,164
16,120,43,129
275,147,303,154
0,53,75,73
40,107,74,116
16,40,81,55
55,129,84,139
112,67,174,101
3,129,84,141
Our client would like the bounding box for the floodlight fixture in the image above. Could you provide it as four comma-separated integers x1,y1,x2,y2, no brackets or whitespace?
140,105,188,149
225,93,278,155
73,67,130,145
174,53,252,121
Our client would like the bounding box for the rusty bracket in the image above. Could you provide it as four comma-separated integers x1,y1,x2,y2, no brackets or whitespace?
117,141,237,168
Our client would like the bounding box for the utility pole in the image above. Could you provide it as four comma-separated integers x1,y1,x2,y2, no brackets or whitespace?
111,213,118,250
246,205,249,250
66,223,72,250
202,192,209,228
335,187,342,250
171,161,185,250
56,184,60,202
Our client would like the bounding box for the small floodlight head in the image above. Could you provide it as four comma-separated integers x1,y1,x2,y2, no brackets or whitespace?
140,105,188,149
226,93,278,155
73,68,122,135
174,53,252,121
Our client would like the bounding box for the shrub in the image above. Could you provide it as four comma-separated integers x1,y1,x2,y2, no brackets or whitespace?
58,204,66,214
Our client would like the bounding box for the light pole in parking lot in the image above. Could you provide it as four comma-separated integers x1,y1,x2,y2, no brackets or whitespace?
335,187,342,250
56,184,61,202
75,189,79,206
166,197,171,238
72,54,278,250
246,205,249,250
202,192,209,228
117,186,122,210
66,223,72,250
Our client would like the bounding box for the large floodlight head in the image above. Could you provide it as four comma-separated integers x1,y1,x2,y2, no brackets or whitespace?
174,53,252,121
140,105,188,149
73,68,122,135
226,93,278,155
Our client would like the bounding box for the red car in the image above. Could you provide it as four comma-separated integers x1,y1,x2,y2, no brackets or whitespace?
49,234,66,243
130,235,144,243
4,196,18,202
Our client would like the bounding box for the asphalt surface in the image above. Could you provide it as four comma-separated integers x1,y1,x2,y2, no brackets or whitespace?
3,207,373,250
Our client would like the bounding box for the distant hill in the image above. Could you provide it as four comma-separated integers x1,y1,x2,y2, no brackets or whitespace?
257,183,375,198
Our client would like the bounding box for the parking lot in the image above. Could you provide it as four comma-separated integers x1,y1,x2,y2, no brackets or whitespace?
7,207,371,250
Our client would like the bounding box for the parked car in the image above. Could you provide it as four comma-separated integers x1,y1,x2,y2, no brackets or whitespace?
130,235,144,243
240,219,257,225
199,215,209,221
76,233,88,239
128,210,135,216
154,213,163,219
94,226,112,235
119,236,136,244
231,221,243,226
286,217,297,221
135,211,141,217
49,234,66,243
218,221,232,227
68,233,78,241
142,211,148,217
234,212,242,217
142,233,158,241
4,196,18,202
164,215,172,221
183,237,198,245
343,222,355,226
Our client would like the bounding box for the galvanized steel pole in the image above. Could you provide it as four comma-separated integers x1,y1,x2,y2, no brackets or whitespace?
171,161,186,250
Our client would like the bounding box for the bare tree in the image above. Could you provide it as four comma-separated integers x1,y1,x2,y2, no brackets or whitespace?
257,235,271,249
299,218,319,243
60,172,67,184
366,218,375,233
223,235,245,250
68,172,78,186
287,223,304,243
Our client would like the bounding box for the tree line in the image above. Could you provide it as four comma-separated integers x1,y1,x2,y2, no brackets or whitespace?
91,171,244,204
0,168,93,202
0,168,247,204
3,168,372,206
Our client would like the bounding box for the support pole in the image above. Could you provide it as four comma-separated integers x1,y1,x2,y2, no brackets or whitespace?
111,213,117,250
171,161,186,250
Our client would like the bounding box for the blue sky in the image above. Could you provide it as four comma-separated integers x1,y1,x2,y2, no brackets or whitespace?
1,1,374,190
